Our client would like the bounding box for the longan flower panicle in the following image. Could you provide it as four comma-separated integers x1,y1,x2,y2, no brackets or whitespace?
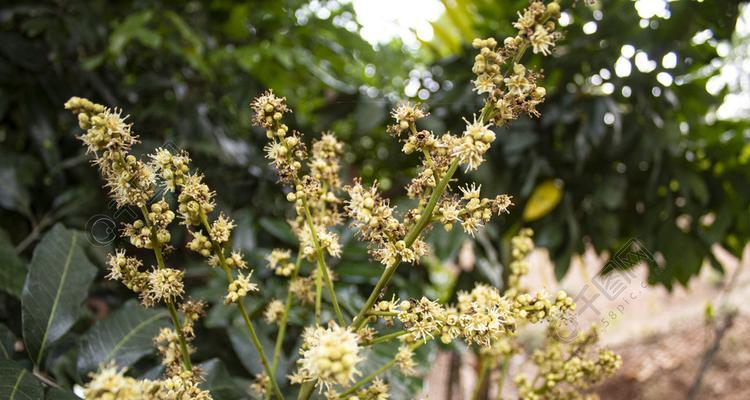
370,296,401,326
468,2,560,128
177,173,215,225
82,364,154,400
395,345,418,376
298,221,342,260
513,289,575,324
290,276,316,304
344,180,403,243
523,325,621,398
456,284,516,347
187,230,212,258
150,147,191,191
251,90,309,184
65,97,157,208
294,323,363,390
397,297,447,343
250,89,290,130
82,363,212,400
122,200,176,250
250,373,270,397
309,132,344,190
387,102,428,136
224,270,259,304
454,116,495,171
141,267,185,308
106,249,148,293
266,248,296,277
343,179,430,266
506,228,535,295
154,327,189,371
349,377,390,400
264,299,285,324
65,97,135,155
209,212,235,244
180,299,206,339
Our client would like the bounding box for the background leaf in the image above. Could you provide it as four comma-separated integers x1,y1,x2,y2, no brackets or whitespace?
0,229,27,298
0,324,16,360
77,303,170,373
199,358,251,400
0,360,44,400
21,224,97,366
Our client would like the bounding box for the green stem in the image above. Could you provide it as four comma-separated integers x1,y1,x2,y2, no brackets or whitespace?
166,302,193,371
471,356,490,400
315,264,323,325
365,311,400,317
139,206,193,372
271,249,303,374
302,200,345,325
495,354,511,400
338,342,423,398
364,330,408,346
199,212,284,400
238,301,285,400
351,158,460,330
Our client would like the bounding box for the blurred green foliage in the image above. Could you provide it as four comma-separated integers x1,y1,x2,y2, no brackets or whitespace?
412,0,750,289
0,0,749,397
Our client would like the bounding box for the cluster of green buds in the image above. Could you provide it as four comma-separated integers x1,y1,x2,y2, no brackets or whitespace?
150,147,190,191
347,378,390,400
122,200,175,249
514,326,621,400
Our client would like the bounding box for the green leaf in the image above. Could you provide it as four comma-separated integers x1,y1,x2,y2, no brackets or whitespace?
259,218,296,244
21,224,97,366
0,324,16,360
77,303,170,373
0,360,44,400
199,358,250,400
45,387,80,400
0,229,27,298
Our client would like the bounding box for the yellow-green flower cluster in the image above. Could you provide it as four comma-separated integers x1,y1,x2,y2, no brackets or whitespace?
456,284,516,347
293,323,363,389
514,290,575,324
470,2,561,128
150,147,190,191
347,377,390,400
289,276,316,304
224,271,259,304
122,200,175,249
82,365,211,400
266,249,296,277
435,184,513,235
177,173,215,225
106,250,148,293
264,299,285,324
141,267,185,308
65,97,154,207
514,326,621,400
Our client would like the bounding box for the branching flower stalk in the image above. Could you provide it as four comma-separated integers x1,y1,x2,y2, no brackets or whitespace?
66,2,622,399
138,205,193,371
271,246,304,373
197,211,285,400
65,97,209,398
